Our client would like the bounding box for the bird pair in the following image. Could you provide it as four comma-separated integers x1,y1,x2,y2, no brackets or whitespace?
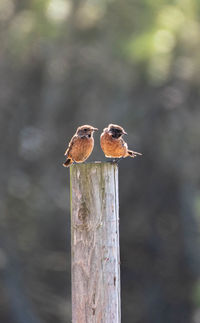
63,124,142,167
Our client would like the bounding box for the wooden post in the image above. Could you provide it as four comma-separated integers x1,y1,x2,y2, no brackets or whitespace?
70,162,121,323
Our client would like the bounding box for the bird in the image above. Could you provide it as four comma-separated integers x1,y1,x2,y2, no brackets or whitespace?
100,124,142,161
63,125,98,167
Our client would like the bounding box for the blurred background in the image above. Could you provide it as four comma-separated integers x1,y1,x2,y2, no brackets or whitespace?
1,0,200,322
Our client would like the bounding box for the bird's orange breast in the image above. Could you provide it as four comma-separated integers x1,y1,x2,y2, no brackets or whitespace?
100,133,127,158
68,137,94,162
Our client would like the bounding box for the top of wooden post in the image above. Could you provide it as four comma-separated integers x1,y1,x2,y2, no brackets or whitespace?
70,161,118,170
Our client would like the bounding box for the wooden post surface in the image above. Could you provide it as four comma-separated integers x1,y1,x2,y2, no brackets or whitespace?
70,162,121,323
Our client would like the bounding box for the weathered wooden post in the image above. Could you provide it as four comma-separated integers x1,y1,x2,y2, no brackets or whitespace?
70,162,121,322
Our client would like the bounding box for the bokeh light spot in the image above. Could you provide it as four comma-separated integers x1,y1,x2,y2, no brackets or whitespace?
153,29,175,54
46,0,72,23
19,126,46,161
0,0,14,22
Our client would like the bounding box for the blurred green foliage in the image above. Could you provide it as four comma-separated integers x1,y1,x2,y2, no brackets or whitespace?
2,0,200,84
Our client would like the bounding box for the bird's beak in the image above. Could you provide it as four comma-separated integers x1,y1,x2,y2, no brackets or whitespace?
92,127,98,131
123,131,127,135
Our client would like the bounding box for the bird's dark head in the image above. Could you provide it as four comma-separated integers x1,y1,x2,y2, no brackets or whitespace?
107,124,127,139
76,125,98,138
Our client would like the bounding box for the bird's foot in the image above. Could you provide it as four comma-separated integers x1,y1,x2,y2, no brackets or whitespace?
106,158,122,164
113,158,122,164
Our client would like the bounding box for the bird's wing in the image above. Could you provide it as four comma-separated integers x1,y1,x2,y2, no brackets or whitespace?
121,138,128,149
64,135,78,156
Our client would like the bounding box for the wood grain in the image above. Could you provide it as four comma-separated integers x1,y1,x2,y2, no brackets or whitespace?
70,162,121,323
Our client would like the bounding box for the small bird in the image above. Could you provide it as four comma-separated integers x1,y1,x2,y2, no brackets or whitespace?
100,124,142,161
63,125,98,167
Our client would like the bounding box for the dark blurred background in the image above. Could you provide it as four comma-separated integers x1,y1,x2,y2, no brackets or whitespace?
1,0,200,322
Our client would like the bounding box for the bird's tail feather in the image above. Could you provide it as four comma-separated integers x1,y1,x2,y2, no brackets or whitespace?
128,150,142,158
62,158,73,167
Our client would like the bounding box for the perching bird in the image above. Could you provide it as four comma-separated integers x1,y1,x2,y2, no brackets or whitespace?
100,124,142,161
63,125,98,167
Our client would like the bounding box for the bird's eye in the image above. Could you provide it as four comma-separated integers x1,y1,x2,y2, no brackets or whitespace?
84,128,87,131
